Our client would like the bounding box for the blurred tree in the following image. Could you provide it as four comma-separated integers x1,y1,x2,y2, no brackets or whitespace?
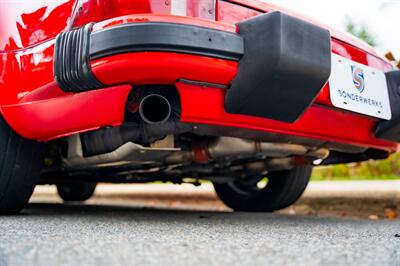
385,51,400,69
345,18,377,47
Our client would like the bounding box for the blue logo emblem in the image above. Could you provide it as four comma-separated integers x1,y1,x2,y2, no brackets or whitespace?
351,65,365,93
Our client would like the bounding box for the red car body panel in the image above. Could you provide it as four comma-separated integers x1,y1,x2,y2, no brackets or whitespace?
0,1,398,152
0,0,76,51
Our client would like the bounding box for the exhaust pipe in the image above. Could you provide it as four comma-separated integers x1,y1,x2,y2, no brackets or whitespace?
81,93,192,156
139,94,172,124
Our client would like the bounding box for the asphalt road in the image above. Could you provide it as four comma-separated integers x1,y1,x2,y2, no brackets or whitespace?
1,183,400,266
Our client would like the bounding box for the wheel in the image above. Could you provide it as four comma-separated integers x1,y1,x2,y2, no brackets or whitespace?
57,182,97,202
0,117,45,215
213,164,312,212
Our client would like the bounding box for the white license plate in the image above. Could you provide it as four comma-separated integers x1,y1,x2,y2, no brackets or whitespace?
329,53,391,120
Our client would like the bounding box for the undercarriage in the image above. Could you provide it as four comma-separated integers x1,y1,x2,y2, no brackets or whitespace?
40,86,330,185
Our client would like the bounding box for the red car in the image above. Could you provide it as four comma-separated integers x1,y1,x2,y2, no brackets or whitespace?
0,0,399,214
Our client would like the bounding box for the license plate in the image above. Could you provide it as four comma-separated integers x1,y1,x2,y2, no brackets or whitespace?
329,53,391,120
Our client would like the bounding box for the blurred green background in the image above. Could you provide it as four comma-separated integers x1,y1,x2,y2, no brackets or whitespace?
312,153,400,180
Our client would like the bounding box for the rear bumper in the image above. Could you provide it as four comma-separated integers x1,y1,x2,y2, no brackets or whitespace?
1,13,398,152
376,70,400,141
55,11,331,123
54,21,244,92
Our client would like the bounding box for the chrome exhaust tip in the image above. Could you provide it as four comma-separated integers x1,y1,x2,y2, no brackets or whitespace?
139,94,172,124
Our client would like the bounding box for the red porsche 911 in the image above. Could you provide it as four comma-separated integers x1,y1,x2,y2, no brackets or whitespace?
0,0,398,214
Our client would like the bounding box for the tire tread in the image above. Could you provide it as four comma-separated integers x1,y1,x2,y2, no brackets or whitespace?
0,117,44,215
213,165,312,212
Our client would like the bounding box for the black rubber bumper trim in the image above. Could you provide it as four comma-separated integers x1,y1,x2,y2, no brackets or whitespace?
54,23,104,93
89,22,244,61
375,70,400,142
225,12,332,123
54,22,244,92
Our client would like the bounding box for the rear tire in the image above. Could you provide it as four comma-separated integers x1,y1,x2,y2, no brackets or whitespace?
0,117,45,215
57,182,97,202
213,165,312,212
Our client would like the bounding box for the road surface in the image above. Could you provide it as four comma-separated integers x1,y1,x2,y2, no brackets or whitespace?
0,181,399,266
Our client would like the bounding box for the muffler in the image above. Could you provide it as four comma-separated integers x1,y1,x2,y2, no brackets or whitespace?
193,137,329,163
